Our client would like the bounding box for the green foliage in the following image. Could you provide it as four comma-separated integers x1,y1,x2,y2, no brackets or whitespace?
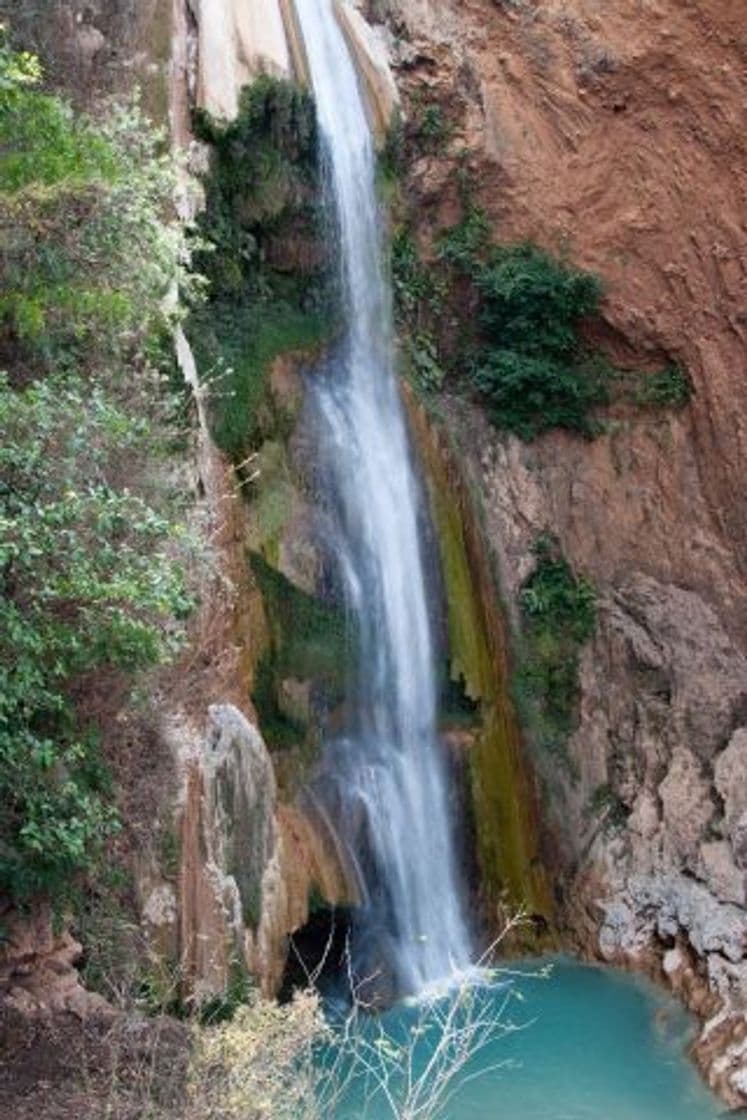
630,362,692,408
438,205,491,270
392,229,445,325
520,535,596,641
0,376,192,901
189,75,331,461
192,76,318,297
443,227,609,438
249,553,349,749
391,229,447,395
0,45,190,376
378,112,405,185
403,331,445,393
0,36,196,906
413,103,452,154
474,242,602,359
473,349,607,439
438,207,689,435
0,28,41,107
192,302,326,460
514,535,595,761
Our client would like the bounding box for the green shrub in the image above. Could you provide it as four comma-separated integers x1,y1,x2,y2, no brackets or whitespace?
442,229,609,438
474,242,602,358
439,212,692,434
631,362,692,408
0,376,192,902
519,535,596,641
188,75,331,460
438,204,491,272
378,112,405,186
413,103,452,154
473,349,607,439
0,42,190,377
403,331,445,393
391,229,445,325
0,37,195,906
514,535,595,760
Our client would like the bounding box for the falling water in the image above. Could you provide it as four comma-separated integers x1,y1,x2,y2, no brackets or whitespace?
295,0,471,992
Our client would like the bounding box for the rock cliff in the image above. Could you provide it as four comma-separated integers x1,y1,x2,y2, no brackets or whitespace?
3,0,745,1108
379,0,747,1103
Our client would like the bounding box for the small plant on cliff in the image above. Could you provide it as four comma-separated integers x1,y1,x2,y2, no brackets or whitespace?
631,362,692,408
391,229,447,394
189,75,331,461
514,534,596,761
441,216,609,438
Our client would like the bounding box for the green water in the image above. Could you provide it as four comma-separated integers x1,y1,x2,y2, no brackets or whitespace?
329,959,724,1119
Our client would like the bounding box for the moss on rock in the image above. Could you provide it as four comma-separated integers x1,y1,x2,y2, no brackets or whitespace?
407,394,552,940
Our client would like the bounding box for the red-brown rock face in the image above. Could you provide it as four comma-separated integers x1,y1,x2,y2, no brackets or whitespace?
382,0,747,1104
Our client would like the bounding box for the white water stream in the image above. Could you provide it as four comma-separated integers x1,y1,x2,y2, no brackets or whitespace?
295,0,471,993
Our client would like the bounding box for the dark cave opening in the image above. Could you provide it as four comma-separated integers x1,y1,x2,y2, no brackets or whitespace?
279,902,355,1003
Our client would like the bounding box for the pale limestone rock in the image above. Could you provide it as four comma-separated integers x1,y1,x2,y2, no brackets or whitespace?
628,789,660,840
700,841,745,906
658,748,713,862
196,0,292,121
734,812,747,871
170,705,353,1000
334,0,401,143
663,945,686,976
170,706,277,1001
75,24,105,64
598,899,646,959
707,957,747,1008
649,874,747,962
715,728,747,839
143,884,179,929
237,0,292,79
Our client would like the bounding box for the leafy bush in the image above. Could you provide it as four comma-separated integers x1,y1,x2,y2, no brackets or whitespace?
514,535,595,760
189,75,330,460
0,37,195,905
630,362,692,408
390,229,447,394
391,229,445,326
0,43,190,377
413,103,452,154
473,349,607,439
441,224,609,438
0,376,192,901
438,209,692,435
474,243,602,359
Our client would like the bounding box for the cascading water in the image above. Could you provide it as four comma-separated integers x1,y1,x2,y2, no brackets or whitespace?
295,0,471,993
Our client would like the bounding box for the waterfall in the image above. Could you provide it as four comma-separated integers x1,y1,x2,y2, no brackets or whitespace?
295,0,470,993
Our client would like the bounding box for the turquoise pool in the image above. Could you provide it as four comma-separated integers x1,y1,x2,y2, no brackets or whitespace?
327,958,725,1119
